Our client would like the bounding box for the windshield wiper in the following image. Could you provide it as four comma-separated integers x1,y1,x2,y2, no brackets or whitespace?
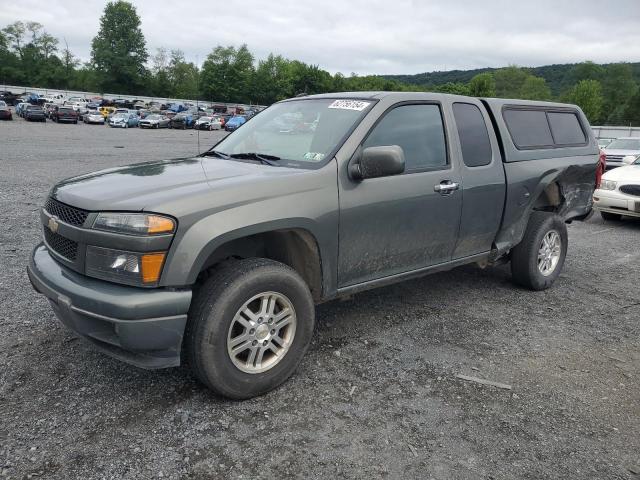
201,150,230,159
229,152,282,166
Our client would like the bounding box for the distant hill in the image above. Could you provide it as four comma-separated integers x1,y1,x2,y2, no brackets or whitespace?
383,62,640,96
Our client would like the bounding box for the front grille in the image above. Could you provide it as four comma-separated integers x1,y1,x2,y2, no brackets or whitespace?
605,155,624,162
44,197,89,226
620,184,640,197
44,228,78,261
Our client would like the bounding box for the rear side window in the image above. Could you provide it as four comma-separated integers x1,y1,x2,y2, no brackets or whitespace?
453,103,492,167
503,109,553,149
547,112,586,145
363,104,447,171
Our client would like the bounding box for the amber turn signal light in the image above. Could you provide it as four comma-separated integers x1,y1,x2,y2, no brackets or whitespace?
147,216,176,234
141,252,167,284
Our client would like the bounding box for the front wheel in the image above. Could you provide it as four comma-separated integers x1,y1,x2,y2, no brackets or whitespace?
185,258,315,399
510,212,568,291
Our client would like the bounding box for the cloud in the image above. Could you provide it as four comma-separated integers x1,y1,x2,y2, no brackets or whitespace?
1,0,639,75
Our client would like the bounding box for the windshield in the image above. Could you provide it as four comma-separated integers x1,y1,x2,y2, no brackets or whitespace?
113,113,127,119
606,138,640,150
212,98,372,167
146,114,161,120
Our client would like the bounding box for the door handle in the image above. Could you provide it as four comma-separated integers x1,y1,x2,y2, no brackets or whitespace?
434,181,460,194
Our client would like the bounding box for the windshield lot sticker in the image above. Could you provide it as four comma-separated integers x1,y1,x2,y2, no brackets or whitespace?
304,152,326,161
328,100,371,111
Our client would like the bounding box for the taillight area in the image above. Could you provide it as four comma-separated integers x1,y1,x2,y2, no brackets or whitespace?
596,149,606,189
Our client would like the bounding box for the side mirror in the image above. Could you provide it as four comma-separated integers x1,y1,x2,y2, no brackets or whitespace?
622,155,637,165
349,145,406,180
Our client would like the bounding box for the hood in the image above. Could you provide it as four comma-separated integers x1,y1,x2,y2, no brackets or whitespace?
603,149,640,157
51,158,211,211
50,156,309,213
602,164,640,182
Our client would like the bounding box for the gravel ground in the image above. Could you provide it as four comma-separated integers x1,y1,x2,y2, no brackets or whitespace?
1,116,639,480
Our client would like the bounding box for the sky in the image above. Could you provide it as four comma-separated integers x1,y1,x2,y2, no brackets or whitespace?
1,0,640,76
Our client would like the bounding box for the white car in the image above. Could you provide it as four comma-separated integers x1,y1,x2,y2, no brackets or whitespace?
194,116,222,130
593,156,640,220
41,93,66,104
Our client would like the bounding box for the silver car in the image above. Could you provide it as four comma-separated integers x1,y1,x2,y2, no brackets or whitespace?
139,114,170,129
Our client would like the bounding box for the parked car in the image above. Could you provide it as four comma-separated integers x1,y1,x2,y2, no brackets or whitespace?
601,137,640,169
24,105,47,122
41,93,66,105
51,106,78,124
224,115,246,131
27,92,598,399
83,111,105,125
98,106,116,118
109,112,138,128
139,114,170,129
593,155,640,220
15,102,30,117
194,116,222,131
169,112,195,129
0,101,12,120
0,91,19,106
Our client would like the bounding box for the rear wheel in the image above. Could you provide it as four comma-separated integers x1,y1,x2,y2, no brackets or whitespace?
600,211,622,221
510,211,568,291
185,258,315,399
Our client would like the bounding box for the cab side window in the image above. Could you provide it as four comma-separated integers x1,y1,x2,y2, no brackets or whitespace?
453,102,493,167
362,104,447,172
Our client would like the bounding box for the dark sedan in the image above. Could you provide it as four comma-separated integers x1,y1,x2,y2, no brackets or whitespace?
51,106,78,124
0,101,12,120
25,105,46,122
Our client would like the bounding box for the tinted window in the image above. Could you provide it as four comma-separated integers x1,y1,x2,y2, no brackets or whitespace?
547,112,586,145
503,109,553,149
453,103,492,167
363,104,447,171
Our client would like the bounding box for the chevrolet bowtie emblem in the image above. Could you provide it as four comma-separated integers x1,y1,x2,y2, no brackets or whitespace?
48,217,59,233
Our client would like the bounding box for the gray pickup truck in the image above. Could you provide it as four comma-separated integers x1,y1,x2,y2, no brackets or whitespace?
28,92,598,399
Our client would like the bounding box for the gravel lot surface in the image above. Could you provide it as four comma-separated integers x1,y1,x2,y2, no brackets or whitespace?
1,116,639,480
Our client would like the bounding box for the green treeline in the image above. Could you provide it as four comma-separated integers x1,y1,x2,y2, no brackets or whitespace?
1,1,638,125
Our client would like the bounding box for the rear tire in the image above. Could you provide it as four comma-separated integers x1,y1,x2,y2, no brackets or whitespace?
510,211,568,291
600,211,622,221
185,258,315,399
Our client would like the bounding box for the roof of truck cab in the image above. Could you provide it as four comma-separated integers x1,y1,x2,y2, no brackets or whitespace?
289,92,581,110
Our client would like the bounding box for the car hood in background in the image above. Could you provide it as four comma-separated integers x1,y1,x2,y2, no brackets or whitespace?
50,156,309,213
602,148,640,157
602,164,640,182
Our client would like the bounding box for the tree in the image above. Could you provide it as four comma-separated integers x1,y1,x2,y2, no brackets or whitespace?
200,45,254,103
623,91,640,126
167,50,199,99
252,54,292,104
568,80,604,123
90,1,148,94
469,73,496,97
2,21,26,55
601,63,638,124
494,66,529,97
519,76,551,100
571,61,604,83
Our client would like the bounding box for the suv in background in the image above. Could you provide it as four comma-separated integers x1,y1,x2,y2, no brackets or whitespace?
601,137,640,169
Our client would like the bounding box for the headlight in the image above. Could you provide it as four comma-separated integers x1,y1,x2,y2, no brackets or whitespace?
600,180,617,191
93,213,176,235
85,246,166,286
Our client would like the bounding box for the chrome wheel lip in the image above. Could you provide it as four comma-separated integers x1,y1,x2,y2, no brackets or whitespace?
537,230,562,276
226,291,297,374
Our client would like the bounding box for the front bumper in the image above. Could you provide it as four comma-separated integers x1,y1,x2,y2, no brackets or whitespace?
28,244,192,369
593,190,640,218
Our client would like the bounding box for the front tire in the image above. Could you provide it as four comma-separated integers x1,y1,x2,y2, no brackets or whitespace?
185,258,315,399
510,211,568,291
600,211,621,221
